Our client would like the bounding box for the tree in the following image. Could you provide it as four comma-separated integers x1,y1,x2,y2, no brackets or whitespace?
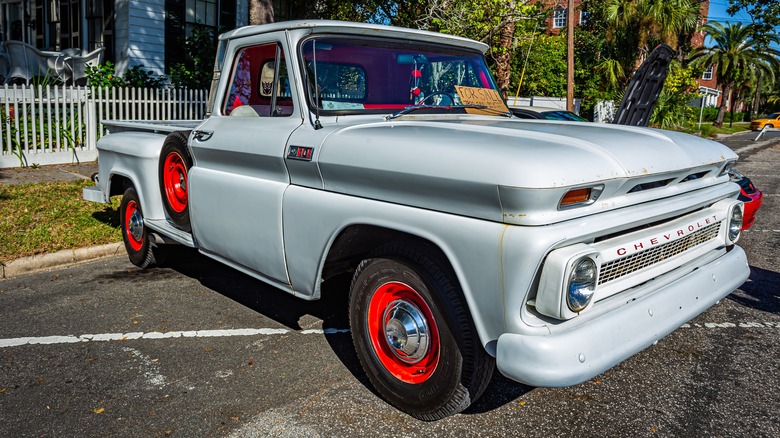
604,0,700,70
249,0,274,25
416,0,540,97
727,0,780,41
690,22,780,127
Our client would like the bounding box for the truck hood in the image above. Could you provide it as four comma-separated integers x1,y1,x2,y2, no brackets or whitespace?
315,116,737,225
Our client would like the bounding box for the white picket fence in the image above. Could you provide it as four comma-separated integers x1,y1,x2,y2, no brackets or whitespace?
0,85,208,168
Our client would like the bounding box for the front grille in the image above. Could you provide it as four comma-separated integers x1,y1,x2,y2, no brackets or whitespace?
598,222,721,285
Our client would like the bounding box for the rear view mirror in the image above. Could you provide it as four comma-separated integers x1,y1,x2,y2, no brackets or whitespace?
397,54,428,64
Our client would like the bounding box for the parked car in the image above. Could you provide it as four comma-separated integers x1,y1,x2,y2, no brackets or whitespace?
84,20,750,420
509,105,589,121
730,170,763,230
750,112,780,131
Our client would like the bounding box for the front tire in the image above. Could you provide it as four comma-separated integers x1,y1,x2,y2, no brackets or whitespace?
120,187,162,268
349,243,493,420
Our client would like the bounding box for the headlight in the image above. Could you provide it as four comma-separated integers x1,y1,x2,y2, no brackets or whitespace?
727,204,743,244
567,257,598,312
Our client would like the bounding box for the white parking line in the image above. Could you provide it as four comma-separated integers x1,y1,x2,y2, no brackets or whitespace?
743,229,780,233
0,328,351,348
1,323,777,349
681,322,779,329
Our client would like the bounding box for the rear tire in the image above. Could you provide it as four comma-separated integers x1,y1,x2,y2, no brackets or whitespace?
120,187,161,269
349,242,493,420
159,131,192,232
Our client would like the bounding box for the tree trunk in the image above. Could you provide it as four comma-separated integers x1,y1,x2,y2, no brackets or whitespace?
495,21,515,99
249,0,274,25
714,84,732,128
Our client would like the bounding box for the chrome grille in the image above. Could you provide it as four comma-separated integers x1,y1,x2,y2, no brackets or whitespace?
599,222,721,285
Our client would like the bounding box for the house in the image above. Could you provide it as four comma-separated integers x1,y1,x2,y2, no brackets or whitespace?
0,0,295,77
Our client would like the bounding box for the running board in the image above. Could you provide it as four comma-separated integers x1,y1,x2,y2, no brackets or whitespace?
145,219,196,248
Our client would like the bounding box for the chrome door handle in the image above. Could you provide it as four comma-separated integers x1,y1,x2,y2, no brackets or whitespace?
192,130,213,141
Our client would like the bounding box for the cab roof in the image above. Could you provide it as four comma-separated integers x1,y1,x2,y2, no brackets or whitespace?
218,20,489,54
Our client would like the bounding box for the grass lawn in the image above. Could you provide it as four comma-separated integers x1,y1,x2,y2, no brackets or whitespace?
686,122,751,138
0,179,121,264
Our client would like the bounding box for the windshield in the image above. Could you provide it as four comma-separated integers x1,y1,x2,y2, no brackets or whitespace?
300,37,500,114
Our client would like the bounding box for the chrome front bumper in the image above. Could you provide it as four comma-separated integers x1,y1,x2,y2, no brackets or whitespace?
496,246,749,387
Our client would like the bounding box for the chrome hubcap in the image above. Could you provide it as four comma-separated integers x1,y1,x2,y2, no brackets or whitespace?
129,210,144,242
383,300,430,363
179,172,186,191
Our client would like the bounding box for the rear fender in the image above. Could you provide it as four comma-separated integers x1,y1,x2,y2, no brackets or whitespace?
97,132,169,220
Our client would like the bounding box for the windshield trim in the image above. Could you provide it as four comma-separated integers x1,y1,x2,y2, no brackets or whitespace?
297,34,498,117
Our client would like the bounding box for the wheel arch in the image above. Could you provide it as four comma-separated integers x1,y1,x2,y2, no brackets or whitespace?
321,224,456,282
318,222,498,353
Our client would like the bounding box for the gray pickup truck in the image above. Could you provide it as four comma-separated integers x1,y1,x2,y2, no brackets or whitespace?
84,20,750,420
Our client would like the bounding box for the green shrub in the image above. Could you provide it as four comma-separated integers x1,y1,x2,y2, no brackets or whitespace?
86,62,166,89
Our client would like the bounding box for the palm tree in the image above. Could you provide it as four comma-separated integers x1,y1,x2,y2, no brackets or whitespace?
605,0,699,71
690,22,780,127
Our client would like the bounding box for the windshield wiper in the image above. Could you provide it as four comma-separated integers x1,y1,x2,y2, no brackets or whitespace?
385,104,512,121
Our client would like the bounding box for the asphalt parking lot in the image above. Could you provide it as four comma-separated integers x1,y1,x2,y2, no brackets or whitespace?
1,132,779,437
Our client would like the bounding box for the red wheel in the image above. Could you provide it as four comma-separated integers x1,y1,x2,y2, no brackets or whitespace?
124,199,144,252
158,131,192,231
163,151,188,214
349,243,494,420
366,281,440,384
120,187,162,268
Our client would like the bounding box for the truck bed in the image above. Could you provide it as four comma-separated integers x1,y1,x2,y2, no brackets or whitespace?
103,120,203,135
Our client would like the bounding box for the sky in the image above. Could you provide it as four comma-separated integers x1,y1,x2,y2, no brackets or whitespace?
706,0,780,50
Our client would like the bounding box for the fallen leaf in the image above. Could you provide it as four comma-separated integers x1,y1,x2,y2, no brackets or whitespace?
0,388,6,393
650,427,657,433
518,400,526,406
37,377,45,383
248,359,254,366
203,348,213,353
231,416,239,421
93,407,105,414
592,379,602,384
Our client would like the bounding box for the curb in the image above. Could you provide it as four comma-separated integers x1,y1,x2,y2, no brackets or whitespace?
1,242,124,279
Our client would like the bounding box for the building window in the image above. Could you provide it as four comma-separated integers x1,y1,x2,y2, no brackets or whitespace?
58,0,81,49
579,11,590,25
702,66,714,81
87,0,114,63
186,0,217,33
553,8,567,28
166,0,236,74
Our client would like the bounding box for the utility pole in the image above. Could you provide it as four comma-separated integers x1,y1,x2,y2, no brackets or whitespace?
566,0,574,112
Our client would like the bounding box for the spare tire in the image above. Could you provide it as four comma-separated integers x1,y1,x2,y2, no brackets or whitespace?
159,131,192,232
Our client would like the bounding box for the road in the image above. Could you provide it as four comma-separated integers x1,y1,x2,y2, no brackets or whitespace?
1,132,778,437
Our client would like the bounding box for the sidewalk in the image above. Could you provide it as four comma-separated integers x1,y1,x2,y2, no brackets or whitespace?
0,162,98,186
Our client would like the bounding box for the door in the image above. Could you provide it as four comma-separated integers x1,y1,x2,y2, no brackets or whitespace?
188,40,302,285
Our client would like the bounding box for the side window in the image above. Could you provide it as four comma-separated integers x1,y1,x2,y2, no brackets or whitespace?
223,43,294,117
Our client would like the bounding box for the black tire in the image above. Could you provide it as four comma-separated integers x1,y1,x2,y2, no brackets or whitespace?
349,242,494,420
120,187,160,269
159,131,192,232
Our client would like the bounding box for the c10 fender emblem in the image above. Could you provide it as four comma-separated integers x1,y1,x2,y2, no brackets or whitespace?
288,146,314,161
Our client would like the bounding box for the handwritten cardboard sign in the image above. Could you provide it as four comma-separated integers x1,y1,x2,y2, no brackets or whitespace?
454,86,509,115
